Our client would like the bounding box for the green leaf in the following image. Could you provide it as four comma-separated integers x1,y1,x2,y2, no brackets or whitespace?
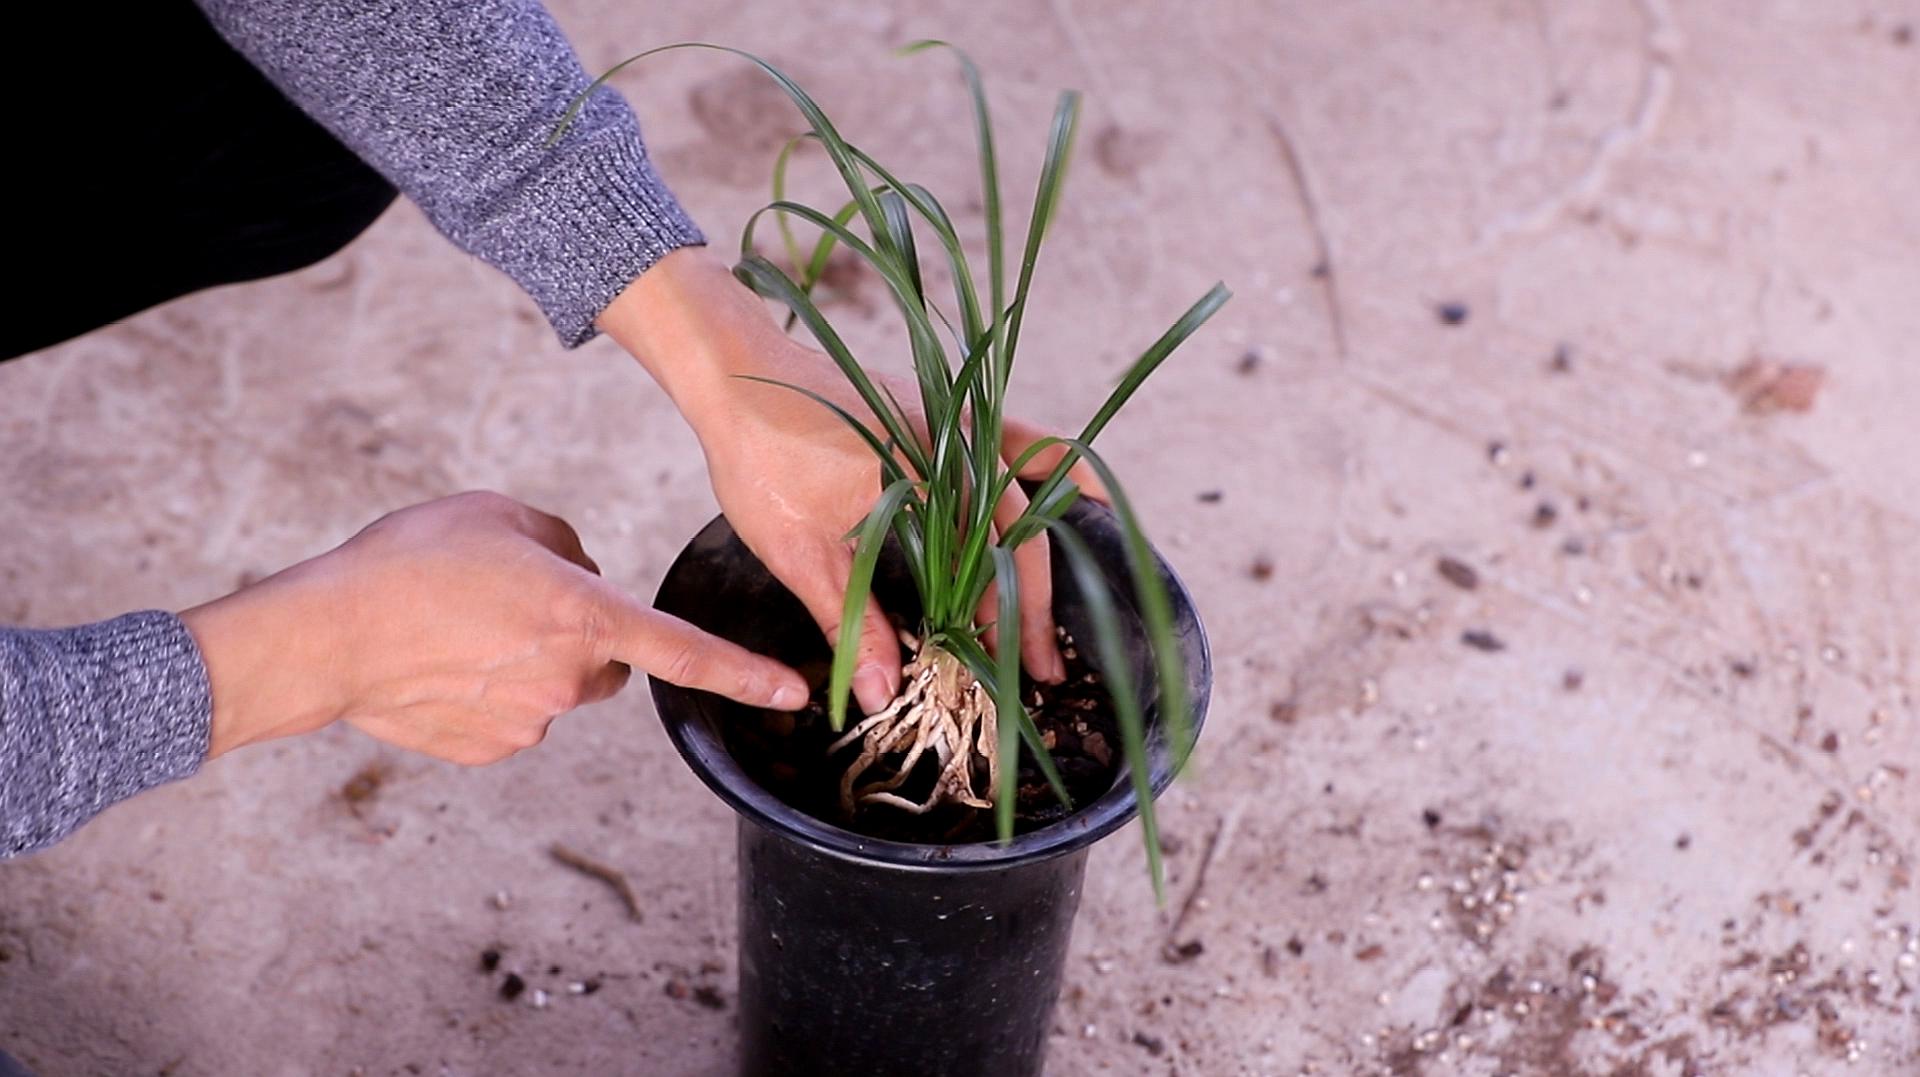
1003,91,1081,385
731,254,931,481
731,375,908,488
828,478,921,730
900,42,1007,404
739,198,951,416
1048,523,1167,903
770,135,810,277
561,44,898,262
1010,282,1232,515
987,546,1024,842
1015,439,1194,778
945,634,1073,809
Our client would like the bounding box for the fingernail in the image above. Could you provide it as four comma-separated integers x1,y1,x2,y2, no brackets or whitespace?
769,681,806,711
854,665,894,714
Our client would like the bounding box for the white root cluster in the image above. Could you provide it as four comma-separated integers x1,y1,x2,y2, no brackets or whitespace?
828,637,999,816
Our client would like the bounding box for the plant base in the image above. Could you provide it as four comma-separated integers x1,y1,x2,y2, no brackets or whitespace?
830,639,999,816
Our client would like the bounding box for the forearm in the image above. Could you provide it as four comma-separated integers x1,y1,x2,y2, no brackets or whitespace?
194,0,705,346
0,613,212,859
597,248,785,428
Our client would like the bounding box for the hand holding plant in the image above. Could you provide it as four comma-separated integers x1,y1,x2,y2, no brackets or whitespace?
599,248,1103,717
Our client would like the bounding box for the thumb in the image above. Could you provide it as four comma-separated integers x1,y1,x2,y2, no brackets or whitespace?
787,546,902,716
589,583,808,710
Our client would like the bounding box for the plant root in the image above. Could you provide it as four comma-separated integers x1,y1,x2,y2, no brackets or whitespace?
827,640,999,817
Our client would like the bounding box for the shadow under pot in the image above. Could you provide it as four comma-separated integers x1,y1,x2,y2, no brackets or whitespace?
650,496,1210,1077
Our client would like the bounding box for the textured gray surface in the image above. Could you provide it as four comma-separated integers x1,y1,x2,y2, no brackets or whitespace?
0,0,1916,1074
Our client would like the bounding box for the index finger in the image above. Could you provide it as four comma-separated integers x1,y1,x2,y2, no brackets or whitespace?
586,581,808,710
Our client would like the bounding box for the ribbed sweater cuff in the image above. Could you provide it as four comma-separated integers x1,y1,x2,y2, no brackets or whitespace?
515,108,707,348
1,611,212,857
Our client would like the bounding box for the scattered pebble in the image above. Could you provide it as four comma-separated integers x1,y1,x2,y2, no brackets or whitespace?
1461,629,1506,653
490,889,512,911
1163,939,1206,964
1269,700,1299,724
1197,489,1224,504
1549,343,1574,373
1082,732,1112,767
1727,358,1826,414
339,764,385,806
530,988,551,1009
1436,557,1480,590
1531,501,1559,529
1436,301,1470,326
479,949,501,973
499,973,526,1002
1563,669,1585,691
694,986,726,1011
1250,556,1276,581
1422,809,1443,829
1131,1031,1166,1056
1236,349,1263,375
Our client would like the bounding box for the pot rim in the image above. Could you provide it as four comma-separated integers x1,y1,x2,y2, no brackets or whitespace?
649,509,1211,874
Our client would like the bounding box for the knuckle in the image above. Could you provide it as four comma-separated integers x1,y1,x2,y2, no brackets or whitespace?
454,489,513,514
554,586,609,652
546,682,584,715
661,643,707,687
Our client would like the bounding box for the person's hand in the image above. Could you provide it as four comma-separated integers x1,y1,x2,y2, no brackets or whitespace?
181,491,808,763
598,248,1104,716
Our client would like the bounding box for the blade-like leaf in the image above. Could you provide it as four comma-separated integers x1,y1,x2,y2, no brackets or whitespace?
1002,91,1081,383
731,254,931,481
1010,283,1231,515
741,197,952,406
1048,523,1166,903
769,135,809,277
829,478,921,730
561,44,897,262
900,42,1006,402
732,375,908,488
1012,439,1193,777
944,634,1072,808
987,546,1024,841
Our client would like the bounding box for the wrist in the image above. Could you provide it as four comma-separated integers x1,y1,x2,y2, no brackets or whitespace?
596,247,789,429
182,565,342,759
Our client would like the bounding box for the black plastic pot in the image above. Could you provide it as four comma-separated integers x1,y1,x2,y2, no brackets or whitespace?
650,497,1210,1077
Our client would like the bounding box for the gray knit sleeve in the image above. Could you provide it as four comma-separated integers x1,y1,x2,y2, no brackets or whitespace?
0,612,212,859
194,0,707,347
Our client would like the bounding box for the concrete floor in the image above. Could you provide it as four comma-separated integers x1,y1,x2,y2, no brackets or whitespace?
3,0,1917,1073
